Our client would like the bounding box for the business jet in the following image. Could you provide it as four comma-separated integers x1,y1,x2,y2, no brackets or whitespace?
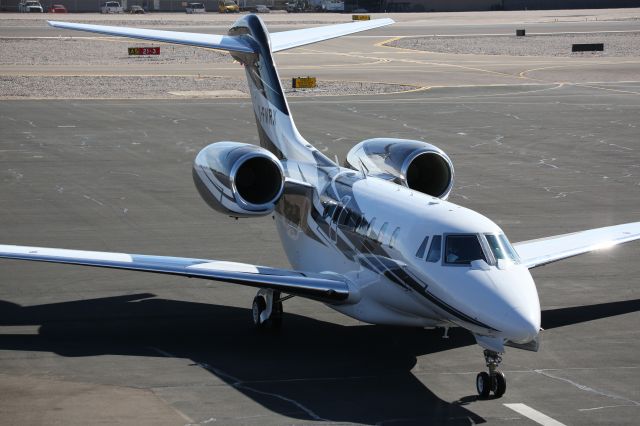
1,16,639,399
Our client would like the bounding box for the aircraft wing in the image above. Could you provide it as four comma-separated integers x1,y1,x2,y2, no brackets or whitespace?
514,222,640,269
47,18,394,53
0,244,349,303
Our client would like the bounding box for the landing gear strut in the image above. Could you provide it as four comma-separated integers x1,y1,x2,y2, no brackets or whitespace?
251,289,290,329
476,350,506,399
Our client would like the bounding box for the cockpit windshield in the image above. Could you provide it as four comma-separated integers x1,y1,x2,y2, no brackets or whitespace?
444,234,487,265
484,233,520,264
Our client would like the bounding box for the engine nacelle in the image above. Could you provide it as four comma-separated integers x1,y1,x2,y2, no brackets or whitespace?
345,138,454,200
193,142,285,217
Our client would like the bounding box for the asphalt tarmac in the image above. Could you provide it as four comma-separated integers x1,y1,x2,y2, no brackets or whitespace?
1,10,639,426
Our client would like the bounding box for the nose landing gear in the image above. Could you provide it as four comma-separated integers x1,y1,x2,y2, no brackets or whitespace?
476,350,506,398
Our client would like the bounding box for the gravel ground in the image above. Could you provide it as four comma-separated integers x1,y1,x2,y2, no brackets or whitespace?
0,36,416,98
0,75,417,99
0,38,232,65
388,32,640,57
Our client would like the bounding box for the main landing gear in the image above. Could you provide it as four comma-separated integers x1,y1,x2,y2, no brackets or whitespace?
251,289,292,329
476,350,506,399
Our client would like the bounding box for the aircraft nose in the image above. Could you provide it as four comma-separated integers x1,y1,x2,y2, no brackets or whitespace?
503,306,540,344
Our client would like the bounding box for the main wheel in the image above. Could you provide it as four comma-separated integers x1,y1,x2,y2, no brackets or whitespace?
476,372,491,399
493,371,506,398
252,295,266,328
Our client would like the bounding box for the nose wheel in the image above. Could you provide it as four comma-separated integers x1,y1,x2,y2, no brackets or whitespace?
476,350,506,398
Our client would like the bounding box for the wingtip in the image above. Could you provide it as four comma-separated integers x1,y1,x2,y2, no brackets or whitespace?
373,17,395,25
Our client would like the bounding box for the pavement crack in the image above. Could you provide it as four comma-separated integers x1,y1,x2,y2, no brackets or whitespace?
534,369,640,411
149,347,329,422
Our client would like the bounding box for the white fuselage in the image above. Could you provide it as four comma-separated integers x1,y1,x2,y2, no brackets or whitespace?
237,17,541,348
275,160,540,345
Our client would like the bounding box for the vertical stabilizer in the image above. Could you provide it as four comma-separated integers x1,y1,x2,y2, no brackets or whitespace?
228,15,334,167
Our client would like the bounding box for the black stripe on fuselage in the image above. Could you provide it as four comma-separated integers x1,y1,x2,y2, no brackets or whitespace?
312,173,500,332
254,114,285,160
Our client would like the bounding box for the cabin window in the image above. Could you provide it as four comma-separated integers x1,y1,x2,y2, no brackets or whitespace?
323,203,337,219
378,222,389,244
337,208,351,227
389,227,401,249
332,205,343,222
351,214,362,230
366,218,377,239
426,235,441,262
416,236,429,258
484,233,520,264
356,217,369,236
343,211,361,230
445,234,487,265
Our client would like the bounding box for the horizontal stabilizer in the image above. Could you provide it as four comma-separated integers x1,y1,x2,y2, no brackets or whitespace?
0,244,350,303
515,222,640,269
270,18,395,52
48,20,256,53
48,17,394,54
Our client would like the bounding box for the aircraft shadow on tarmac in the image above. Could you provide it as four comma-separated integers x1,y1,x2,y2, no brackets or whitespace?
0,294,638,424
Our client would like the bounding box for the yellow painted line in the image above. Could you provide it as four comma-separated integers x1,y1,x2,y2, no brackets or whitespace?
520,60,640,78
375,36,403,48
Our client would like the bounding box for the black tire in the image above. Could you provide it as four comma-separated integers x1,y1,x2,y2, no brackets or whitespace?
476,372,491,399
270,300,284,329
494,371,506,398
252,295,266,327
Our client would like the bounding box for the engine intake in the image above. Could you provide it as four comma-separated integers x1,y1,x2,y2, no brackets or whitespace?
193,142,285,217
345,138,454,199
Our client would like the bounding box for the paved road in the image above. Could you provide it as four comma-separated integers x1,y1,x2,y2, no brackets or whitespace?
1,82,639,425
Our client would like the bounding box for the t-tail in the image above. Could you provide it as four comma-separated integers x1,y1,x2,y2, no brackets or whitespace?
226,15,332,165
48,16,394,166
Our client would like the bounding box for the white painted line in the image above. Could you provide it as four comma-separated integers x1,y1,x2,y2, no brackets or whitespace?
504,403,566,426
0,325,40,335
352,30,640,38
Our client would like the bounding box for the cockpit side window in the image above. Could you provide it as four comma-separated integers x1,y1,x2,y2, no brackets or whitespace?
444,234,487,265
484,233,521,264
426,235,442,262
416,236,429,258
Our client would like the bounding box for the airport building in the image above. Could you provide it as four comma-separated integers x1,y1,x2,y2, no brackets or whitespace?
2,0,639,13
383,0,640,12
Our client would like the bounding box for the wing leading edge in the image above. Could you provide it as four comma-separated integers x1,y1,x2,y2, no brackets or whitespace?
0,245,350,303
48,20,256,53
47,18,394,54
514,222,640,269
